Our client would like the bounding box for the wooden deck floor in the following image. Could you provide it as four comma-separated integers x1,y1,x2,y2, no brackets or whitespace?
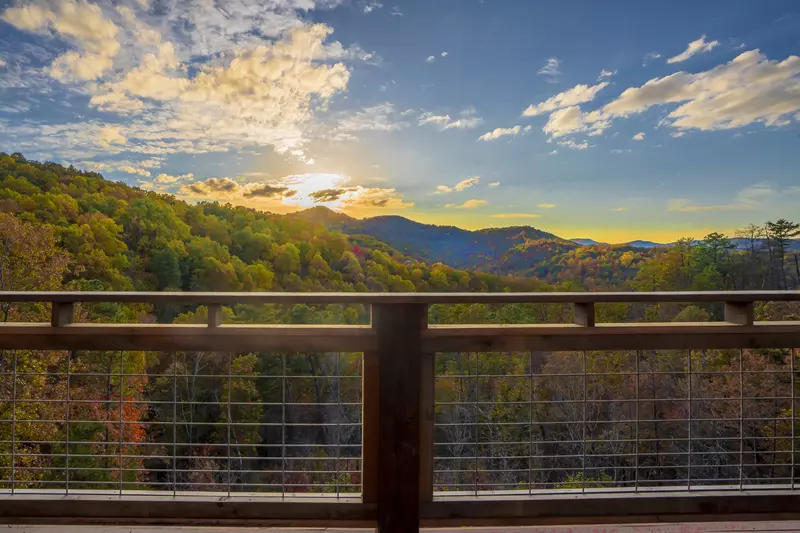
5,524,800,533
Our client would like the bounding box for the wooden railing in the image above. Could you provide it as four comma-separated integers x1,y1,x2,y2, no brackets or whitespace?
1,290,800,531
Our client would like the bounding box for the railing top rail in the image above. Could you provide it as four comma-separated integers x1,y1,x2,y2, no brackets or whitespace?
1,290,799,305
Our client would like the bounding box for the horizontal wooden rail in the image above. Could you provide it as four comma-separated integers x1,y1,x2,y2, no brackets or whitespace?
420,491,800,527
3,321,800,352
0,323,375,352
426,321,800,351
0,495,375,527
1,290,799,304
3,491,800,528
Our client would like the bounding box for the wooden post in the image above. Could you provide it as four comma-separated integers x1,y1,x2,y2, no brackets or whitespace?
361,345,379,503
419,343,435,503
51,301,75,327
725,301,754,325
207,304,223,327
574,302,595,327
373,303,426,533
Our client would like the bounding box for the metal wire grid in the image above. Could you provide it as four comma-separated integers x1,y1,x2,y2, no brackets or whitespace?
0,349,363,498
433,348,799,497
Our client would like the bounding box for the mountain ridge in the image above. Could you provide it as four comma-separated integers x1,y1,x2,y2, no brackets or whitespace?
290,207,666,274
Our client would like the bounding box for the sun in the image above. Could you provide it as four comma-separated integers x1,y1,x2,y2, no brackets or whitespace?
278,173,348,208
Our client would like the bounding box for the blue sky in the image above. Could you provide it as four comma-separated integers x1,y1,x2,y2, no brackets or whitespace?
1,0,799,242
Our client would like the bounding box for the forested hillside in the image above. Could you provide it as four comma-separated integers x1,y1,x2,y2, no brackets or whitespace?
2,152,800,495
295,206,566,272
0,152,559,325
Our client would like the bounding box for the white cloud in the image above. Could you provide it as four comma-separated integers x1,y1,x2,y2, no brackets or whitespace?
736,183,777,204
479,125,523,141
490,213,541,219
97,125,127,147
364,1,382,13
523,82,609,117
138,158,164,168
599,69,616,78
426,55,436,63
3,5,359,162
452,177,479,191
445,199,487,209
584,50,800,134
441,51,448,57
154,172,194,184
118,165,151,177
78,158,163,175
642,51,661,66
537,57,561,81
667,198,753,212
341,186,414,210
667,35,720,64
335,103,407,136
543,106,584,138
3,0,121,81
586,120,611,136
419,108,483,130
632,132,645,140
557,139,590,150
548,150,558,155
670,131,686,138
488,181,500,188
611,149,632,154
390,6,403,16
434,176,480,194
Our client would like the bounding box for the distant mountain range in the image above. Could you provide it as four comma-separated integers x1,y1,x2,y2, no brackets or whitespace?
572,237,800,251
294,206,566,271
291,207,800,275
291,207,668,275
571,238,668,248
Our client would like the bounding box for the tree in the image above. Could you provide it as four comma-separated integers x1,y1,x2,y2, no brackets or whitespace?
765,219,800,289
119,198,190,254
274,243,301,276
734,224,766,289
0,213,70,321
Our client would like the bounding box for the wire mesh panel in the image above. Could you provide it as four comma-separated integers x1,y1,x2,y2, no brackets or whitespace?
433,348,799,498
0,349,363,498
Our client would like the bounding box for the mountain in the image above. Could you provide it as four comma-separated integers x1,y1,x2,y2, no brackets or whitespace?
293,207,570,272
624,240,669,249
572,238,609,246
729,238,800,251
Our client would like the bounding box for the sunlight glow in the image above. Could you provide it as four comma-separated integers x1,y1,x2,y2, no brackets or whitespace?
280,173,349,208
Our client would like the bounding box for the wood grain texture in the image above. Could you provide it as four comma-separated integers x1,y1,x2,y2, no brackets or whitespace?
425,322,800,351
0,496,375,527
419,349,435,503
420,491,800,527
51,301,74,327
725,301,755,326
373,303,427,533
2,290,800,305
207,303,223,327
361,348,379,504
0,323,376,352
573,302,595,327
2,321,800,353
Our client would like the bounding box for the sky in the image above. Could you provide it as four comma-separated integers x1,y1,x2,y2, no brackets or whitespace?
1,0,799,243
